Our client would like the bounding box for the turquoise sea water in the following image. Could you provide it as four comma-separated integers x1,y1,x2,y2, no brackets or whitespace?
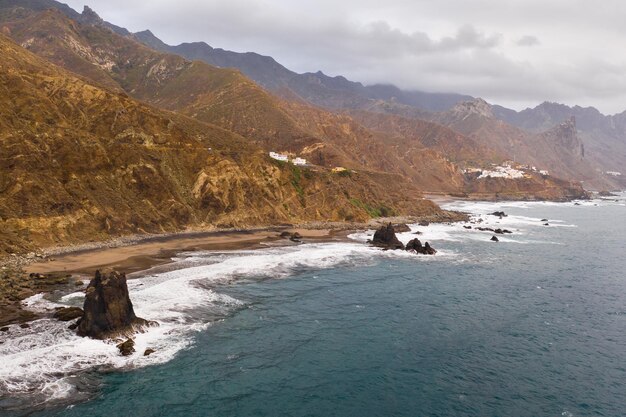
1,196,625,416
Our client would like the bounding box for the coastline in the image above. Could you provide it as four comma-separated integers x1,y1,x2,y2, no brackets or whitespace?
4,189,612,328
0,211,467,327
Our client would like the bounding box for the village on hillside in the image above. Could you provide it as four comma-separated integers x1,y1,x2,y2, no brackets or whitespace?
464,161,550,180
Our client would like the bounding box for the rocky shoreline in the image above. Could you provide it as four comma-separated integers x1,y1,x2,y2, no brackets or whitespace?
0,211,467,327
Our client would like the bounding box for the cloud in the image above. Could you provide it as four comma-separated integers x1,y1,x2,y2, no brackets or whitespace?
516,35,540,47
61,0,626,113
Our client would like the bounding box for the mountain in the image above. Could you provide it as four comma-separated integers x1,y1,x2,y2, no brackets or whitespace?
133,30,472,113
492,102,626,187
0,5,482,194
0,0,591,206
434,99,620,190
0,0,129,35
131,27,622,191
0,32,454,256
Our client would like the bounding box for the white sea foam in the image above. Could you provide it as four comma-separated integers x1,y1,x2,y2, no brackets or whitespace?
3,195,606,407
1,240,451,406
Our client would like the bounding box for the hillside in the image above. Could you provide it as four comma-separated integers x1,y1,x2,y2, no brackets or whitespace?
0,5,482,194
133,29,472,113
0,1,592,201
493,102,626,188
432,99,617,190
0,32,450,256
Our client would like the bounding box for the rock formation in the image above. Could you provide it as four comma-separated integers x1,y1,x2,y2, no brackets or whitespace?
405,238,437,255
371,224,405,250
491,236,499,242
116,338,135,356
491,211,508,218
53,307,84,322
392,223,411,233
77,270,151,339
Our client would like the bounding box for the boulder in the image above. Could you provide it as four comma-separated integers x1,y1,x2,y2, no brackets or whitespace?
463,225,472,229
490,211,507,218
598,190,617,197
0,327,8,332
53,307,84,322
290,232,302,242
279,231,292,238
371,223,405,250
77,270,152,339
418,221,430,227
144,348,155,356
491,236,499,242
422,242,437,255
540,219,548,222
116,338,135,356
392,223,411,233
544,223,549,226
405,238,437,255
405,238,423,252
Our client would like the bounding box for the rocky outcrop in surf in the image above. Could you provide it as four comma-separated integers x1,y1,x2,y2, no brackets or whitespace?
53,307,84,322
370,224,437,254
371,224,405,250
77,270,153,339
405,238,437,255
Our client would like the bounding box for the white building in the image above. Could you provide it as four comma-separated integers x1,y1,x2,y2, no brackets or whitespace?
269,152,288,162
292,157,307,166
539,170,549,176
606,171,622,176
478,165,525,179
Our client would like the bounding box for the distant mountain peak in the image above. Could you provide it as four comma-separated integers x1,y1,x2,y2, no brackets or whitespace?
81,5,103,25
451,98,494,119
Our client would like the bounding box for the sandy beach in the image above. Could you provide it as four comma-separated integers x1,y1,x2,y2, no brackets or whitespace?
0,210,467,327
24,228,339,276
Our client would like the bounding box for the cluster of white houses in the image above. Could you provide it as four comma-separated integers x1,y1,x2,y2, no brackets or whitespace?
464,161,550,180
269,152,307,166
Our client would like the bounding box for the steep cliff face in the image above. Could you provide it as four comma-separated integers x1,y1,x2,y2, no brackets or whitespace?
0,7,481,195
433,99,612,190
493,102,626,189
0,34,442,256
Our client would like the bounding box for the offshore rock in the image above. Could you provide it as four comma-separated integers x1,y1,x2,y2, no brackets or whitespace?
371,224,405,250
406,238,437,255
116,338,135,356
77,270,152,339
53,307,84,322
491,236,499,242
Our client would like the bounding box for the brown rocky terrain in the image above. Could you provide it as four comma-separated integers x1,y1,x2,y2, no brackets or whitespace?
433,99,615,190
0,4,591,201
0,32,446,258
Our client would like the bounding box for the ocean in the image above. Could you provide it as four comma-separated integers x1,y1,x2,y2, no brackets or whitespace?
1,195,624,416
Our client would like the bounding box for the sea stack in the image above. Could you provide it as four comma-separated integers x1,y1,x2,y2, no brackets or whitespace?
405,238,437,255
371,223,405,250
77,270,152,339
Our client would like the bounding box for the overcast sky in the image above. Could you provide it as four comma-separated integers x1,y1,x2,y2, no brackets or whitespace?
63,0,626,114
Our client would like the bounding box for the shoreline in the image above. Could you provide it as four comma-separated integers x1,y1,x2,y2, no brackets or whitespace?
0,213,466,327
5,190,613,327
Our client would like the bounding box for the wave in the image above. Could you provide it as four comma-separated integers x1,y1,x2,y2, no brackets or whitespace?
2,196,594,409
0,240,456,409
